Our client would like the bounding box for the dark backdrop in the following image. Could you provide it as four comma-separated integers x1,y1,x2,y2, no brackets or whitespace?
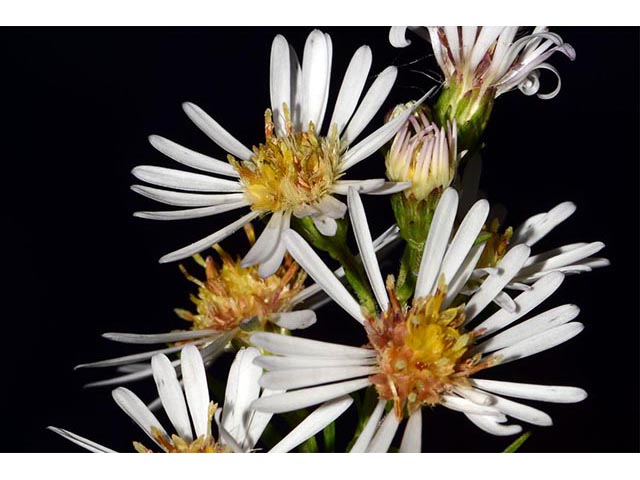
2,27,638,452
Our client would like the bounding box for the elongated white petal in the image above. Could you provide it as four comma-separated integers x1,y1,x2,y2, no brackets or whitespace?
476,304,579,354
270,34,292,137
301,30,331,131
75,343,187,369
454,386,493,406
464,244,530,323
341,91,430,172
243,388,281,450
474,272,565,337
112,387,168,448
523,243,587,267
254,354,375,370
222,347,262,447
482,392,552,426
441,395,503,417
389,26,411,48
350,400,386,452
465,414,522,436
366,181,412,195
180,345,210,438
342,66,398,146
516,242,605,278
103,329,218,345
241,211,283,268
366,411,400,453
84,365,160,388
134,200,248,221
256,213,290,279
48,427,116,453
148,135,239,177
493,291,516,312
513,202,576,246
399,409,422,453
132,185,244,208
132,166,242,193
443,243,486,308
159,210,260,263
182,102,253,161
312,214,338,236
490,322,584,365
251,378,371,413
348,188,389,311
259,365,378,391
329,45,372,135
283,230,366,324
333,179,386,195
214,410,244,453
440,199,490,284
415,188,459,298
272,310,317,330
470,379,587,404
269,396,353,453
151,354,192,441
250,332,375,359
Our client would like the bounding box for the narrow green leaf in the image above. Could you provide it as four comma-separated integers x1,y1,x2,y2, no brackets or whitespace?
503,431,531,453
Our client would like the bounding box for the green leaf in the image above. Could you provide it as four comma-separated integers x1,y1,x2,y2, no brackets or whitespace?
503,431,531,453
322,420,336,452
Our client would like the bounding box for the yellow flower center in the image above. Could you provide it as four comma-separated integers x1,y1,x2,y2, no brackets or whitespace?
231,105,342,213
176,224,307,332
366,277,495,419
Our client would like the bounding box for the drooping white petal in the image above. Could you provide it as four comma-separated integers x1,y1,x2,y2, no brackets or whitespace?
301,30,331,131
151,354,193,441
350,400,386,453
481,392,553,426
148,134,239,177
270,34,292,137
490,322,584,366
470,379,587,404
415,187,459,298
259,213,292,279
250,332,375,359
159,210,261,263
132,166,243,193
329,45,372,135
315,195,348,219
251,378,371,413
243,388,281,450
133,200,248,221
348,187,389,311
132,185,245,208
454,386,493,406
102,329,218,345
254,354,376,370
441,395,504,417
112,387,168,448
269,396,353,453
342,66,398,146
512,202,576,246
465,414,522,436
283,230,366,324
180,345,210,438
399,409,422,453
272,310,317,330
48,427,116,453
443,243,486,308
366,411,400,453
214,410,244,453
182,102,253,161
312,214,338,237
492,291,516,312
241,211,284,268
259,365,378,391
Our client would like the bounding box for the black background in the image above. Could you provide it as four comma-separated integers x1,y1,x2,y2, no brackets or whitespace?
2,27,638,453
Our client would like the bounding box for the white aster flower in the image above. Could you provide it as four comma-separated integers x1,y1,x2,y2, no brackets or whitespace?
50,345,350,453
133,29,427,277
390,26,576,99
249,187,587,452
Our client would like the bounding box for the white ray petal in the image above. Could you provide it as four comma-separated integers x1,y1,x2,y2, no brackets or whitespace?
465,414,522,436
443,243,486,308
316,195,348,219
84,365,160,388
301,30,331,131
454,386,493,406
283,230,366,324
148,135,239,177
269,396,353,453
182,102,253,161
250,332,375,359
132,166,243,193
470,379,587,404
103,329,218,345
134,200,248,221
243,388,281,450
415,188,459,298
492,291,516,312
241,211,284,268
312,214,338,236
333,179,386,195
329,45,372,135
464,244,530,323
481,392,552,426
222,347,262,448
180,345,210,438
340,91,431,172
254,354,376,370
441,199,489,284
476,304,579,354
348,187,389,311
132,185,245,208
259,365,378,391
75,343,189,369
159,210,261,263
350,400,386,453
48,427,116,453
523,243,587,267
270,34,292,137
151,354,192,441
342,66,398,146
112,387,168,448
272,310,317,330
513,202,576,246
516,242,605,278
399,409,422,453
474,271,565,337
366,411,400,453
490,322,584,366
214,410,244,453
251,378,371,413
366,181,412,195
441,395,504,417
389,26,411,48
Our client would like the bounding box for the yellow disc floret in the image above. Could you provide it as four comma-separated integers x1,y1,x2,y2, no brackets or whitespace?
231,105,342,213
